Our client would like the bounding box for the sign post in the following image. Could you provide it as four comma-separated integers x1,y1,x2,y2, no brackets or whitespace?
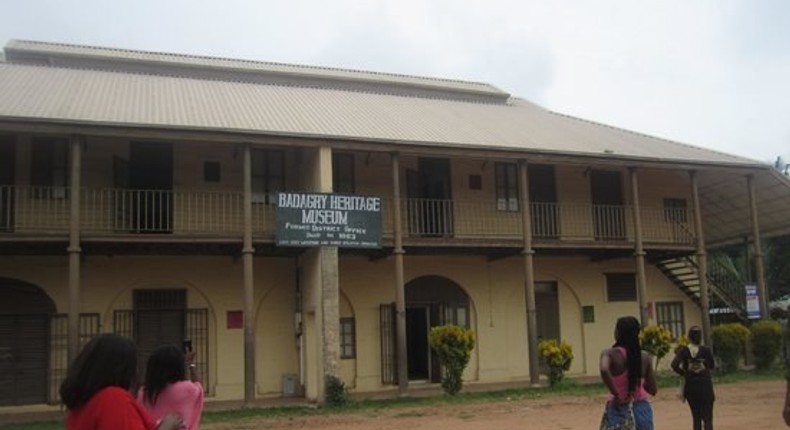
276,192,382,249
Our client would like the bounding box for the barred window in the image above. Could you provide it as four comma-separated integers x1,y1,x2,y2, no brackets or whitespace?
656,301,685,339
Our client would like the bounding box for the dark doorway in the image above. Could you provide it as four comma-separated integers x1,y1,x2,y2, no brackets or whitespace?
123,142,174,232
405,306,430,380
528,164,558,238
590,170,625,239
534,282,561,375
0,136,15,231
404,276,471,383
535,282,560,342
0,278,55,406
406,158,453,236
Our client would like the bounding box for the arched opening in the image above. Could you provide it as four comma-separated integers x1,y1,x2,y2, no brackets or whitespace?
0,278,56,405
404,275,470,382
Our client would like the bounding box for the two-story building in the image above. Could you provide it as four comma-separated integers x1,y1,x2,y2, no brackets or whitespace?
1,39,789,408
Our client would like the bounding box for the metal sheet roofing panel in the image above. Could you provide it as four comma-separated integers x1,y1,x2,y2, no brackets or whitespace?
5,40,506,99
0,62,758,167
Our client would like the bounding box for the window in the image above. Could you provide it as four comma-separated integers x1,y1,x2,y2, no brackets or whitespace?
203,161,220,182
332,153,355,193
663,198,688,223
442,304,470,327
31,137,68,198
605,273,637,302
582,305,595,323
251,149,284,204
340,317,356,359
656,301,685,339
495,162,518,211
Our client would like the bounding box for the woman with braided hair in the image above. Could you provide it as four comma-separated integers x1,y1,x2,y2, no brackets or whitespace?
600,316,658,430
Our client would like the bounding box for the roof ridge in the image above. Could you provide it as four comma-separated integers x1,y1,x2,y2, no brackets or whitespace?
7,39,504,94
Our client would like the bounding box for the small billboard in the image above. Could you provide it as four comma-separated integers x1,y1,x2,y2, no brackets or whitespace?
276,192,382,249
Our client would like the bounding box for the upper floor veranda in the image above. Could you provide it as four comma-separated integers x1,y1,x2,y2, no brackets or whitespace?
0,131,725,253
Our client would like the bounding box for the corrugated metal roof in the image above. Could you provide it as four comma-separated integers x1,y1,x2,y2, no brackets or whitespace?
4,40,507,101
0,62,758,166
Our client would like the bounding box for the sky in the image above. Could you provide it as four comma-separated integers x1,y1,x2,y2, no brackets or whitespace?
1,0,788,166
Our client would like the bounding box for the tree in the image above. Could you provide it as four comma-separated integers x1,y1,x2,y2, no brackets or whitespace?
774,156,789,176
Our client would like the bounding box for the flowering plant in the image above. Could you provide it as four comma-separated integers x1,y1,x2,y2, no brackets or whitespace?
538,339,573,386
639,325,672,369
429,325,475,395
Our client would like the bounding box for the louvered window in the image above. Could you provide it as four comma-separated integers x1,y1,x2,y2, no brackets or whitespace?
606,273,637,302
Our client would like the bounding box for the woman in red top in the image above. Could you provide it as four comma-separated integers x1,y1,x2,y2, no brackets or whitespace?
60,334,182,430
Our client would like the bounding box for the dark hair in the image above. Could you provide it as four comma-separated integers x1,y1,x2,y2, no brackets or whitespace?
688,326,702,345
143,345,186,406
614,316,642,393
59,334,138,410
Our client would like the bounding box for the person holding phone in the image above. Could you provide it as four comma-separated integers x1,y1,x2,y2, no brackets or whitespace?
138,342,204,430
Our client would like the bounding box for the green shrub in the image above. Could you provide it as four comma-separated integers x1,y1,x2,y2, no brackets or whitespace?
750,320,782,370
538,339,573,386
639,325,672,369
428,325,475,395
713,323,751,373
324,375,349,407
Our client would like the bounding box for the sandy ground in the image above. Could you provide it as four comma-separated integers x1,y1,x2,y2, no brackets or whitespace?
202,379,786,430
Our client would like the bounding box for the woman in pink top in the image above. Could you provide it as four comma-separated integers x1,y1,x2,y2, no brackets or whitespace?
138,344,205,430
600,316,657,430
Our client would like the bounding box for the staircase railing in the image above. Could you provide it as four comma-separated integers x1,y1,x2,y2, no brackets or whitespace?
706,254,748,318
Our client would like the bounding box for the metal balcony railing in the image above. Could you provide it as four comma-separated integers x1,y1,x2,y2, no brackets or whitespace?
0,186,696,245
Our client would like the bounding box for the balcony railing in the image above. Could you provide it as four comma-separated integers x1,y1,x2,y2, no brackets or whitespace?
0,186,695,245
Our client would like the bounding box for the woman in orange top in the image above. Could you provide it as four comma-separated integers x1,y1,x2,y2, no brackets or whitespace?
60,334,182,430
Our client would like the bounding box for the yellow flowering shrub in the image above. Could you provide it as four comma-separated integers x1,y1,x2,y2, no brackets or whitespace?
538,339,573,386
639,325,672,369
428,325,475,395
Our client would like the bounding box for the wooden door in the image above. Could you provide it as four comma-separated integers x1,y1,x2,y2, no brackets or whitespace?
590,170,625,239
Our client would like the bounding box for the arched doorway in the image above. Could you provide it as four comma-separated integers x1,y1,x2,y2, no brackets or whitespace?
404,275,470,382
0,278,56,405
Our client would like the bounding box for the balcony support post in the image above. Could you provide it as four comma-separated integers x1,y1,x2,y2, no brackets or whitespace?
242,142,256,405
629,168,649,326
391,152,409,394
747,174,769,319
67,135,83,364
518,160,539,386
690,171,712,346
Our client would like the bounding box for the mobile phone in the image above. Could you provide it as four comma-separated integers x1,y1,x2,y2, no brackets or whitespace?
183,339,193,353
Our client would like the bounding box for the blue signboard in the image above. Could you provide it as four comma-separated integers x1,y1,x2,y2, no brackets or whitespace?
275,192,382,249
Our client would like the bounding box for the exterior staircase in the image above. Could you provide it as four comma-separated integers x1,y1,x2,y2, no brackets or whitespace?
655,255,749,322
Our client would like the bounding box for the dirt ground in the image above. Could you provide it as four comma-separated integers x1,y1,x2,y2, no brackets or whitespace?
203,379,786,430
